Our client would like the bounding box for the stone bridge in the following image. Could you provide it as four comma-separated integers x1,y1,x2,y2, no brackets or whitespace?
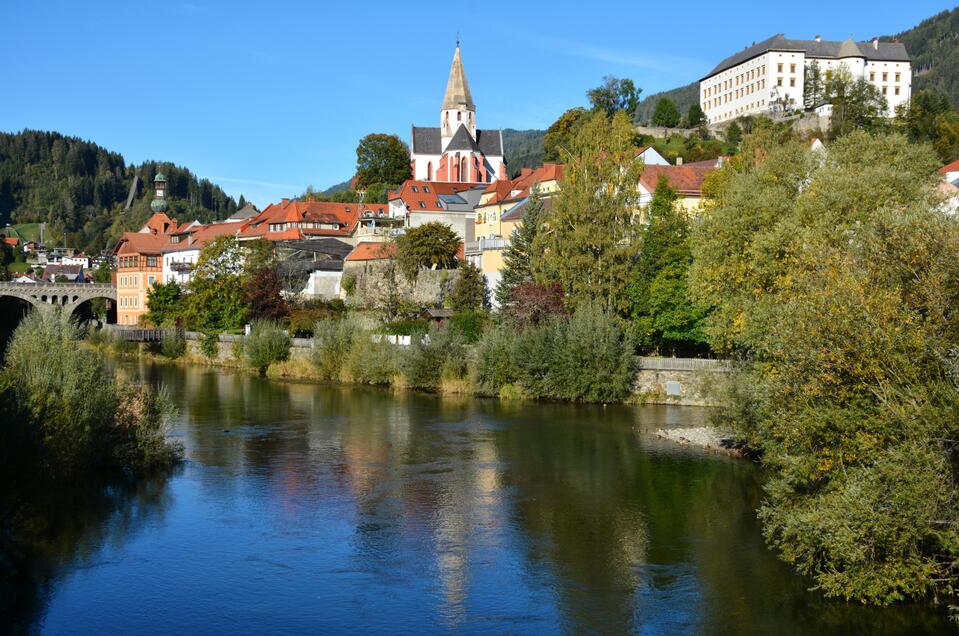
0,282,116,316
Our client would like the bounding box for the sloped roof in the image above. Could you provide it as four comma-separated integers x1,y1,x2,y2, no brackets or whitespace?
446,125,480,152
239,199,362,240
442,46,475,111
704,34,910,79
501,195,553,222
640,164,715,196
940,159,959,175
389,180,479,212
346,241,397,262
411,126,503,157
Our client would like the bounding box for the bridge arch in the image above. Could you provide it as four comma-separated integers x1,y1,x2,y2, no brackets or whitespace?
0,282,118,329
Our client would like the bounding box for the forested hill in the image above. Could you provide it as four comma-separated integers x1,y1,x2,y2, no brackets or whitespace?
633,83,700,125
502,129,546,176
0,130,240,254
885,6,959,107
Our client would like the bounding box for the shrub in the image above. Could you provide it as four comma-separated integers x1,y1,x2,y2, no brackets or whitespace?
548,304,635,403
512,319,558,399
449,309,487,343
345,334,400,385
200,332,220,358
384,317,430,336
245,321,291,375
311,318,356,380
401,324,465,390
160,330,186,359
473,326,517,395
286,299,347,337
3,310,180,475
341,271,357,297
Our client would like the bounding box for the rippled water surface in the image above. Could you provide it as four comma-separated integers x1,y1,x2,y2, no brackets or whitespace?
5,361,955,634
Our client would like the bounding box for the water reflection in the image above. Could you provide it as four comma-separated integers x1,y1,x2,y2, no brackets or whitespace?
5,361,955,635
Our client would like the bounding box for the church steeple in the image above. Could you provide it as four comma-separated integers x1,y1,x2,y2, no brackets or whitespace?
441,44,476,149
442,45,475,111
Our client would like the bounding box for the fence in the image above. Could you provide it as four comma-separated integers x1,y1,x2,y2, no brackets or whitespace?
636,356,732,372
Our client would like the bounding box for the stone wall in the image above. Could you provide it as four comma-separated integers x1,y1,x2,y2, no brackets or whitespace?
633,359,731,406
343,261,458,309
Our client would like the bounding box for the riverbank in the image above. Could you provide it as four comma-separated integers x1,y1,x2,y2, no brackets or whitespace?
655,426,745,457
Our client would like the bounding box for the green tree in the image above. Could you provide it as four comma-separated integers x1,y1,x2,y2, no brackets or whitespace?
651,98,681,128
895,89,952,142
689,130,959,607
495,193,543,307
587,76,641,117
803,60,825,110
531,111,641,314
92,259,112,283
395,221,460,281
144,280,184,327
825,66,889,139
933,110,959,162
448,261,485,311
186,235,246,334
627,177,708,354
544,107,588,162
725,121,743,146
354,133,411,191
686,103,706,128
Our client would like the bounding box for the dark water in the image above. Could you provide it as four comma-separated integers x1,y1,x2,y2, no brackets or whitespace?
4,361,955,635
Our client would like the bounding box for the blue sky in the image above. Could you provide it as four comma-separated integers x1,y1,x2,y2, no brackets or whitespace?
1,1,953,207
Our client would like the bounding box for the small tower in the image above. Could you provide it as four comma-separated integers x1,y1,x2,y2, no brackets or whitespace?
440,44,476,149
151,172,168,213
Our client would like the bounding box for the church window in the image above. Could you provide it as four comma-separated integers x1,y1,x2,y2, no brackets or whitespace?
457,112,461,121
461,157,468,181
426,164,432,181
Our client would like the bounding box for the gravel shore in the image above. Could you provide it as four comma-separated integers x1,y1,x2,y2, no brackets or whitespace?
654,426,743,456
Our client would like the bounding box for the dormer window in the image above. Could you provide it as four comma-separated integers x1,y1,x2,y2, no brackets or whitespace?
423,186,430,193
419,201,426,209
412,186,419,193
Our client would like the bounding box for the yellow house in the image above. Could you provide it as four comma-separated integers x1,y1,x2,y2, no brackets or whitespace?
113,213,179,326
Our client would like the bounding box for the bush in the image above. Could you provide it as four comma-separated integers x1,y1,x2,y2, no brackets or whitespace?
383,317,430,336
473,326,517,395
345,334,400,385
341,271,357,297
512,319,558,399
3,310,180,475
449,309,487,343
245,321,291,375
200,332,220,358
401,324,465,390
311,318,356,380
160,330,186,359
285,299,347,337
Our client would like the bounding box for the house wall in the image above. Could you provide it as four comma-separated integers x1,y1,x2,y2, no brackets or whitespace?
117,254,162,326
163,249,200,286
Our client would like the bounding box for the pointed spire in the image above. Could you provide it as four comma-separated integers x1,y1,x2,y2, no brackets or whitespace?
442,44,475,111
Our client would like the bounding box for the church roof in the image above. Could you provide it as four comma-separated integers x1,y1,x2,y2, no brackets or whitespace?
411,126,503,157
703,34,910,80
442,46,475,111
445,125,480,152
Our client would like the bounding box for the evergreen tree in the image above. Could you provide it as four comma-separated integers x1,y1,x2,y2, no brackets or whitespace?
803,60,825,110
651,98,681,128
495,192,543,307
449,261,486,311
686,103,706,127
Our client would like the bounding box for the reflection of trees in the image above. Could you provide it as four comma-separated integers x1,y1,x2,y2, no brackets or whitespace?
1,471,175,633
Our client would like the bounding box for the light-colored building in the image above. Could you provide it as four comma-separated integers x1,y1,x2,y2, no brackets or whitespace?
700,34,911,123
410,44,505,184
388,180,485,242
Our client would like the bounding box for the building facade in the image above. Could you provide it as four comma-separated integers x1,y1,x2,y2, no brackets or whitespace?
410,45,506,184
700,34,911,123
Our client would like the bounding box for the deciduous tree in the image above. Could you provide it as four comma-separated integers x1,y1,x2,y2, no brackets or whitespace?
395,222,460,281
354,133,411,191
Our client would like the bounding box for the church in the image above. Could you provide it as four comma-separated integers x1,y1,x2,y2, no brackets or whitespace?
410,45,506,183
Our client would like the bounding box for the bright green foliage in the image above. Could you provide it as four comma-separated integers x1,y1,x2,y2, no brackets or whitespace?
627,178,709,354
532,111,641,314
449,309,487,343
825,67,890,139
354,133,410,191
544,107,588,162
311,318,356,380
159,330,186,359
725,121,743,146
245,321,291,375
92,259,112,283
186,235,247,335
200,333,220,358
587,76,642,117
401,324,466,390
803,61,825,110
345,334,400,385
690,131,959,607
896,90,959,162
651,98,680,128
449,261,486,311
472,325,518,395
686,103,706,127
495,193,543,308
395,222,461,281
2,310,179,475
144,280,184,327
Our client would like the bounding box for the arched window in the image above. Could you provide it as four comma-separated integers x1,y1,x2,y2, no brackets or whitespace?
454,155,460,181
457,111,462,122
427,162,433,181
461,157,468,181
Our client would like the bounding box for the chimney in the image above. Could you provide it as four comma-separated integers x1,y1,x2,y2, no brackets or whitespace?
281,198,290,205
676,156,684,166
872,37,879,50
815,35,821,43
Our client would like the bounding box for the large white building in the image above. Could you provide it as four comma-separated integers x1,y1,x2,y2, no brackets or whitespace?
700,34,911,123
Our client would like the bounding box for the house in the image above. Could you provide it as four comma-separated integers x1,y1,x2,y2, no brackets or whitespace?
238,199,364,244
637,162,718,218
113,223,170,325
2,237,19,250
40,264,84,283
388,180,486,242
22,241,36,253
410,44,506,183
61,254,90,268
12,273,37,283
162,220,241,286
700,34,911,122
636,147,669,166
275,238,354,300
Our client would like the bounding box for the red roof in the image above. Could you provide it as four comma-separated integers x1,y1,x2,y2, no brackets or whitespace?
2,237,19,247
389,180,473,212
239,199,362,241
940,159,959,175
346,241,398,261
482,163,564,206
639,164,715,196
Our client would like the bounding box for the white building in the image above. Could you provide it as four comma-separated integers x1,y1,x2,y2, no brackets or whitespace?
700,34,911,123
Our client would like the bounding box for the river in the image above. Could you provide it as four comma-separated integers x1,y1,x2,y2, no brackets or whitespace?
4,361,954,635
